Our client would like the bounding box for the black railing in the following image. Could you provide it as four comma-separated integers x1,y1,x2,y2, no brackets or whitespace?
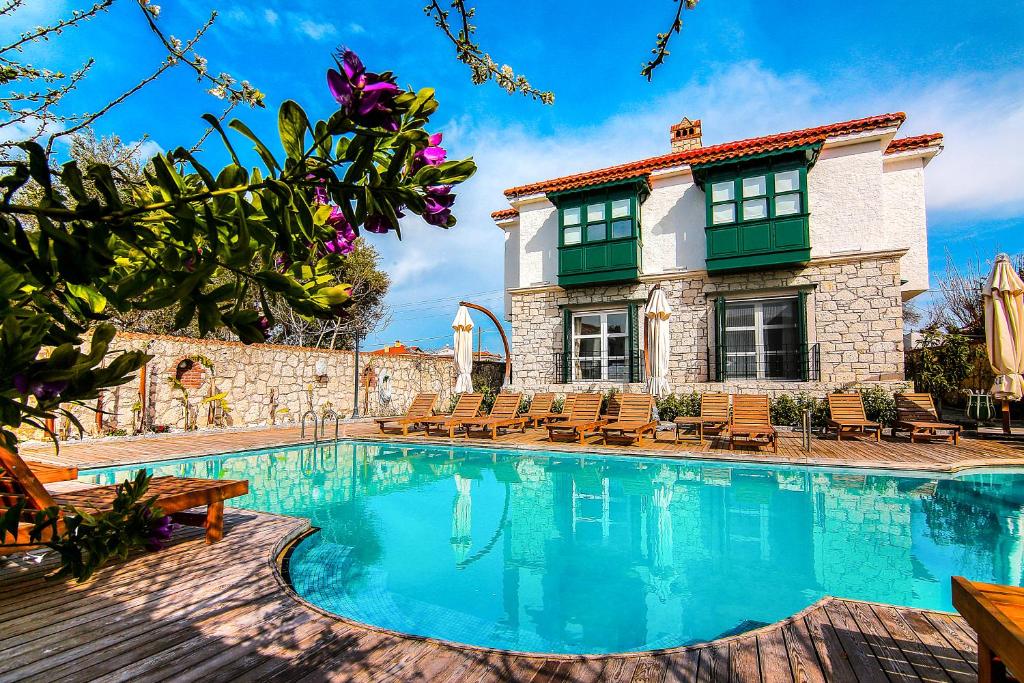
708,343,820,381
554,352,645,384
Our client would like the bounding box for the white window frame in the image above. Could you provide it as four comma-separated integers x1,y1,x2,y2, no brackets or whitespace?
572,309,628,381
723,297,799,379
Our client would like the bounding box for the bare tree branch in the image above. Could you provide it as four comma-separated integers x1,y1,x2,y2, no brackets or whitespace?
641,0,699,81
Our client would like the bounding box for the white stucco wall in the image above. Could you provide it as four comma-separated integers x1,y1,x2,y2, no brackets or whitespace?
640,171,707,274
513,200,559,288
502,223,520,319
881,155,930,298
808,140,886,258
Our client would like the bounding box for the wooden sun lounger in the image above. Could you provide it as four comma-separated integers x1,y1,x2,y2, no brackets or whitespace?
374,393,438,436
601,394,656,445
420,393,484,438
463,393,528,440
674,392,731,444
893,393,962,445
545,394,576,424
729,395,777,453
951,576,1024,682
546,394,606,445
0,445,247,555
27,461,78,484
825,393,881,442
522,393,555,428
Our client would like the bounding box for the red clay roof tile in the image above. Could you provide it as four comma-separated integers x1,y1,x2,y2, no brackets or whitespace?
490,208,519,221
503,112,907,199
884,133,943,154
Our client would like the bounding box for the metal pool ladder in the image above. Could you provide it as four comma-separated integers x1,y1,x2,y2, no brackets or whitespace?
300,410,341,444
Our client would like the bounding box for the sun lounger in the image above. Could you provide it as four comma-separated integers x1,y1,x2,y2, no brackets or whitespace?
951,576,1024,682
420,393,484,438
893,393,962,444
463,393,528,440
825,393,881,442
522,393,556,428
729,395,777,453
374,393,438,436
0,444,247,554
674,392,731,444
546,394,576,424
601,394,656,445
546,393,606,445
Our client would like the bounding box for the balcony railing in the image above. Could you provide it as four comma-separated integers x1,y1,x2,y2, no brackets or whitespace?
708,343,820,381
554,352,645,384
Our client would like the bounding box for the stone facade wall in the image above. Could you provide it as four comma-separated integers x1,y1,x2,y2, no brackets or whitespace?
509,251,906,396
75,332,456,435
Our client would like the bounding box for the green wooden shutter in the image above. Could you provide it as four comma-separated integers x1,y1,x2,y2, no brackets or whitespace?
627,302,639,383
797,290,809,381
714,296,726,382
562,308,572,384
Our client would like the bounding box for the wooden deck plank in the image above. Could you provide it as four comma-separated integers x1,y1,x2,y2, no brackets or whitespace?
870,603,955,683
756,627,792,682
662,649,702,683
897,610,976,683
923,613,979,669
779,620,827,683
698,642,731,683
844,599,922,682
822,601,890,683
802,603,861,683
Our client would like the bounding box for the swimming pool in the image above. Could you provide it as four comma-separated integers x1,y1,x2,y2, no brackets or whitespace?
81,440,1024,654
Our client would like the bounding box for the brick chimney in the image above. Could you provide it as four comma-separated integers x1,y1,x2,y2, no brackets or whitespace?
670,117,702,152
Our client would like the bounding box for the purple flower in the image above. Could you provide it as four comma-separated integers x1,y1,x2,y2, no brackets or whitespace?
324,207,357,254
13,374,69,401
327,49,400,131
422,185,456,227
145,514,175,552
12,372,28,395
274,253,291,272
411,132,446,172
363,214,392,234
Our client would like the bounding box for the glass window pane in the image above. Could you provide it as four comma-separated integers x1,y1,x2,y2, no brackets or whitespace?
575,337,601,357
763,327,797,350
611,198,631,218
711,181,734,202
743,175,766,197
607,337,626,356
712,202,735,225
586,223,606,241
775,193,801,216
743,198,767,221
607,359,627,381
563,207,580,226
725,304,755,328
606,312,627,335
587,203,605,222
775,170,799,193
762,299,796,326
563,225,581,245
725,330,756,349
610,219,632,239
574,315,601,336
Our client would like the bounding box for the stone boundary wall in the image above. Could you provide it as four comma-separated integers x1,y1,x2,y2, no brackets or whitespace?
510,251,907,395
71,332,456,435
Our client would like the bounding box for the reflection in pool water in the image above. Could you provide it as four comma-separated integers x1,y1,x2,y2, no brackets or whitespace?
81,441,1024,654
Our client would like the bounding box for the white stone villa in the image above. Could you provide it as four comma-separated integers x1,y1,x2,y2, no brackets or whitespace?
491,113,943,394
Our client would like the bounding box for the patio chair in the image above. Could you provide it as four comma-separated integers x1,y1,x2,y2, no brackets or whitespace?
600,394,657,445
729,395,777,454
0,445,248,555
522,393,556,428
463,393,528,440
674,393,732,444
825,393,881,442
546,393,606,445
421,393,484,438
893,393,962,444
546,394,576,424
374,393,438,436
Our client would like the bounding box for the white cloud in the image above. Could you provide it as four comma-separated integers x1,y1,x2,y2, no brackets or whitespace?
348,22,366,35
294,18,335,42
264,9,279,26
130,138,164,163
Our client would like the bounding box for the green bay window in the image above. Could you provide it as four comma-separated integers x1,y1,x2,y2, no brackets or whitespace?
552,179,647,287
696,146,817,273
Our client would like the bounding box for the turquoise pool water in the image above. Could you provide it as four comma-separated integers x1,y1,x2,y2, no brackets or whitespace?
81,441,1024,654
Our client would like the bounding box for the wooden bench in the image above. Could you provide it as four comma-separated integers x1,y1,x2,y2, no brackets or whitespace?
951,576,1024,682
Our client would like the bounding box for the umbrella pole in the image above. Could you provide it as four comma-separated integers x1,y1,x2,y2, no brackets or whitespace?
1004,399,1012,435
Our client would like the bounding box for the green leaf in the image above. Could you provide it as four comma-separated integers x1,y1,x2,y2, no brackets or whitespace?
202,113,241,167
277,100,309,161
229,119,281,175
66,283,108,314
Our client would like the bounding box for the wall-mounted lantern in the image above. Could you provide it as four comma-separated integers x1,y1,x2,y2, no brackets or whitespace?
314,358,329,384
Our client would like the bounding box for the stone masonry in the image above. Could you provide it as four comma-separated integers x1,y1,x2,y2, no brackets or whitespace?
509,251,907,397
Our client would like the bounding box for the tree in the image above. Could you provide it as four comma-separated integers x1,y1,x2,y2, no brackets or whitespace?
926,250,1024,335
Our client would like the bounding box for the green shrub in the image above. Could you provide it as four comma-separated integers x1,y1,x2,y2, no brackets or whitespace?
519,395,533,414
655,392,701,421
769,392,827,429
551,397,565,414
600,388,619,414
857,384,909,426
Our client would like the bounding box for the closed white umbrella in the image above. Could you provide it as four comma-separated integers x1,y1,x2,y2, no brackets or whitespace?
985,253,1024,433
451,474,473,563
646,288,673,397
452,305,474,393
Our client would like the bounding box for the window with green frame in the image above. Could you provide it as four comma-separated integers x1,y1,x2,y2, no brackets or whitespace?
707,166,806,227
560,194,636,246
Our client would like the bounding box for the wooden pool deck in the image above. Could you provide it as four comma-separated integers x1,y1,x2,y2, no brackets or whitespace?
0,509,981,683
6,423,1021,681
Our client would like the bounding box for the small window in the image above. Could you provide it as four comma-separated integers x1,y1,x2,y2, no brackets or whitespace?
611,198,631,218
743,175,766,197
587,203,605,222
775,170,799,193
610,219,632,239
563,207,581,226
586,223,606,241
712,203,736,225
711,181,734,203
775,193,801,216
743,198,767,221
564,225,582,245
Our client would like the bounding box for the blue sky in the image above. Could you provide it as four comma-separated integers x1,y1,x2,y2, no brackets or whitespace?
6,1,1024,352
